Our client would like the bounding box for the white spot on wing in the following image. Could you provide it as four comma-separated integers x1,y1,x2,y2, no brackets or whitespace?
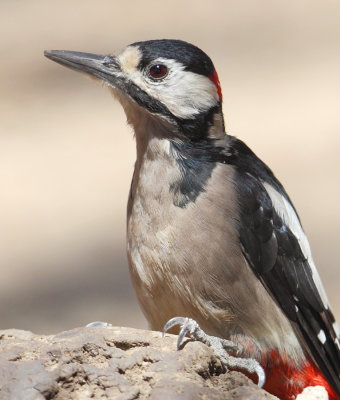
333,322,340,338
317,329,327,344
263,183,330,309
335,338,340,350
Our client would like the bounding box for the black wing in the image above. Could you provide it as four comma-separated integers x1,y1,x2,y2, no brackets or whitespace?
227,137,340,394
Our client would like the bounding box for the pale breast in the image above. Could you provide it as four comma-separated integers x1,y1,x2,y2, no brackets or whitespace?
126,140,302,359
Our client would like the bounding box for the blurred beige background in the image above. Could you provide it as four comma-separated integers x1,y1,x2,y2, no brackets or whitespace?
1,1,339,334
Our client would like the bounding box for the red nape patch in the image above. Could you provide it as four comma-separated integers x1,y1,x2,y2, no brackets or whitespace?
209,69,222,99
256,351,340,400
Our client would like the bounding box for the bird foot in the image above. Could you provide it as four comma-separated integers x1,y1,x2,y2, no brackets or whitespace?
162,316,265,388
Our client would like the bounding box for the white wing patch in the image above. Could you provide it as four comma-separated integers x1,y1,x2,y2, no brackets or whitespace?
333,322,340,338
335,337,340,351
263,182,330,310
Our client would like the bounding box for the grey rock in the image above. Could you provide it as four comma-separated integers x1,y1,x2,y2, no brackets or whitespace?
0,326,277,399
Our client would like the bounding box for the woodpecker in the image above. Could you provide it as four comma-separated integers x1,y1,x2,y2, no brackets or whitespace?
45,39,340,399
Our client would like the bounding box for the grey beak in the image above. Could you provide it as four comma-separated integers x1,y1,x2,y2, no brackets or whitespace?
44,50,120,84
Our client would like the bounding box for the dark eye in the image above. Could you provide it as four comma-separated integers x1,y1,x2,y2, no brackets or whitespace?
148,64,168,79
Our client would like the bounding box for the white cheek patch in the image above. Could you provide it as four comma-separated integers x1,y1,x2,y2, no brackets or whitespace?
263,183,330,310
143,59,220,119
117,53,219,120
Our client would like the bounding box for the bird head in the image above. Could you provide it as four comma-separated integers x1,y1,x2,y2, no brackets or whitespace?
45,39,225,143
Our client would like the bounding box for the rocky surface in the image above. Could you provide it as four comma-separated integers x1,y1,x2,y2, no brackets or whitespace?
0,326,278,400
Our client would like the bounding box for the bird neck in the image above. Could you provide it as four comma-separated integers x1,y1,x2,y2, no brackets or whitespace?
175,103,226,142
133,108,226,162
129,108,229,210
117,90,226,162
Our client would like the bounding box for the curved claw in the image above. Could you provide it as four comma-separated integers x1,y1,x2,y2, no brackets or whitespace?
162,317,192,349
162,316,188,336
86,321,112,328
256,364,266,388
177,319,191,349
